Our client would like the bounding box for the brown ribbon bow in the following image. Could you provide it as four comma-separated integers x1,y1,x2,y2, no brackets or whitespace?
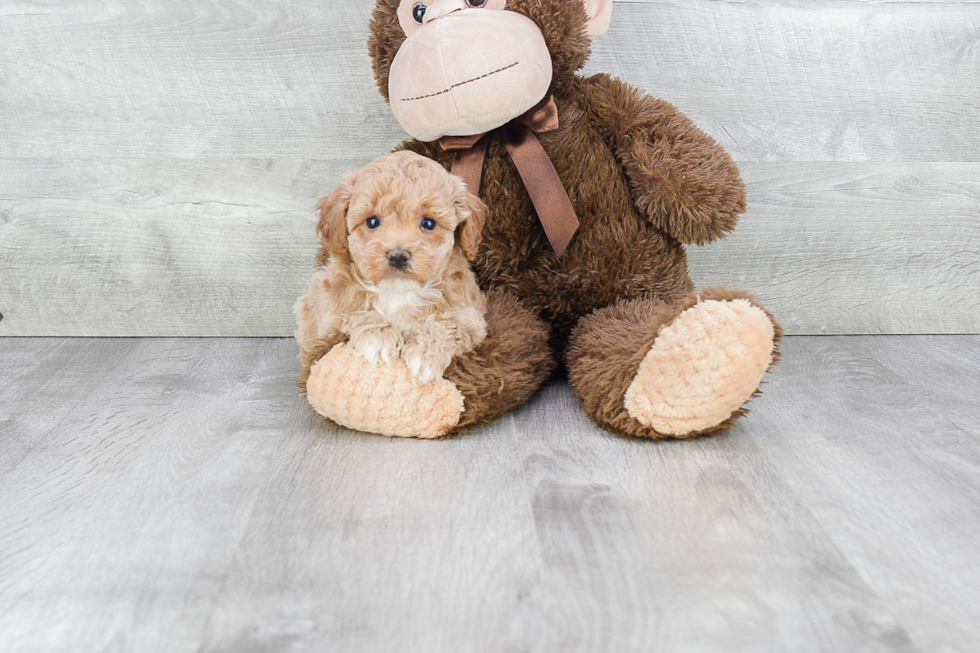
439,95,580,257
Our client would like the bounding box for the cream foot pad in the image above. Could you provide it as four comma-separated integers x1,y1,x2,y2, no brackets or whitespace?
306,344,465,439
624,299,775,436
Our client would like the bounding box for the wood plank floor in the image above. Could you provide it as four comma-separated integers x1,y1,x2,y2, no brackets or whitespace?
0,336,978,653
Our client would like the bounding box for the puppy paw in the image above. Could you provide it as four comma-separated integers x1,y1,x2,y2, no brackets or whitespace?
349,325,403,365
401,341,452,384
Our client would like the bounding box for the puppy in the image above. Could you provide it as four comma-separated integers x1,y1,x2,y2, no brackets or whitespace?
295,151,487,385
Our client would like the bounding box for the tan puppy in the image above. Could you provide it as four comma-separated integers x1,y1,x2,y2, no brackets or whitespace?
295,151,487,384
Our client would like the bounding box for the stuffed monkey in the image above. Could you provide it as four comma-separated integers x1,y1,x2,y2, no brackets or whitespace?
297,0,781,439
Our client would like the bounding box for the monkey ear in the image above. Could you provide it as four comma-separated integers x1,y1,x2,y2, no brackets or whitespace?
454,191,487,261
582,0,613,37
315,174,355,257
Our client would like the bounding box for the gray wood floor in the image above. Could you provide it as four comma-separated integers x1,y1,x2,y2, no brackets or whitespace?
1,336,978,653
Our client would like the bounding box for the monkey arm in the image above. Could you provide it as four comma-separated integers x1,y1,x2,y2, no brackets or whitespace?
579,73,746,245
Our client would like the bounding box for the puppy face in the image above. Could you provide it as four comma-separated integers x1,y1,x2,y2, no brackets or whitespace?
317,151,486,285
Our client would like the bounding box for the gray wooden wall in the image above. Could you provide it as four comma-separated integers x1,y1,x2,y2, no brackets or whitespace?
1,0,978,336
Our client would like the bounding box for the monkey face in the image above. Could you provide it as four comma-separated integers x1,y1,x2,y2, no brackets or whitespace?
370,0,613,140
387,0,553,141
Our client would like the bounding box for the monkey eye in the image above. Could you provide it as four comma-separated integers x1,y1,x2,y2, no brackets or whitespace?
466,0,487,6
366,216,382,229
420,217,437,231
412,3,426,23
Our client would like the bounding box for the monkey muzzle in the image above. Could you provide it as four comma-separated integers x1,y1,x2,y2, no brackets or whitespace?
387,9,553,142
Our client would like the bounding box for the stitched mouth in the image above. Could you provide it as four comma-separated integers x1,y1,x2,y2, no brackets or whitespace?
399,62,519,102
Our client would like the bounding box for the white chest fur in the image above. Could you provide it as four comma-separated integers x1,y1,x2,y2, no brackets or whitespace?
369,279,442,333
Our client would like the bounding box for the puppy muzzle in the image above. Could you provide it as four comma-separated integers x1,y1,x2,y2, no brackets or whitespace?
386,249,412,270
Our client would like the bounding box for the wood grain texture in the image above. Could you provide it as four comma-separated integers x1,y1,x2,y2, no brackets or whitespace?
688,162,980,334
589,0,980,163
746,336,980,653
1,336,979,652
1,161,977,336
0,338,303,652
1,0,977,161
1,0,978,336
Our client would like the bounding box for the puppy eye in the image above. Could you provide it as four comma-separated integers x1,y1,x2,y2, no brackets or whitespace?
412,3,426,23
465,0,486,6
366,216,382,229
420,217,437,231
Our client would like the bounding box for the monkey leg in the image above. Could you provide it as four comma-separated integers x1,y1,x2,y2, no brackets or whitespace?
304,290,555,439
566,287,782,439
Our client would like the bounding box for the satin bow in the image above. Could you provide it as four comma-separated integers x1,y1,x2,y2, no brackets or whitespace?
439,95,580,257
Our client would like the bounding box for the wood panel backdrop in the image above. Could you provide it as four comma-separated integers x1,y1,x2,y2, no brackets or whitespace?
1,0,978,336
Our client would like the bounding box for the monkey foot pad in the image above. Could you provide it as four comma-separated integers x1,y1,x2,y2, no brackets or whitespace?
306,344,465,439
624,299,776,436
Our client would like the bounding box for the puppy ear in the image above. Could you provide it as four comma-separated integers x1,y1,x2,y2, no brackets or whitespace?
454,190,487,261
316,174,355,257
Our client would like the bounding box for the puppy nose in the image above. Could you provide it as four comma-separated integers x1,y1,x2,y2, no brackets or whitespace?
387,249,412,269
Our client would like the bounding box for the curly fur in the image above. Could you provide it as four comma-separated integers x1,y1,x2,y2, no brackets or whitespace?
304,0,783,439
296,152,488,387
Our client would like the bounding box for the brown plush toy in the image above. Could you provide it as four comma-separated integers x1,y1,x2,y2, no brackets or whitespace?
297,0,782,439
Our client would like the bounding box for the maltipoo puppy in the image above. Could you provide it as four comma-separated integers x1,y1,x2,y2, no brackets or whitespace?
295,151,487,384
